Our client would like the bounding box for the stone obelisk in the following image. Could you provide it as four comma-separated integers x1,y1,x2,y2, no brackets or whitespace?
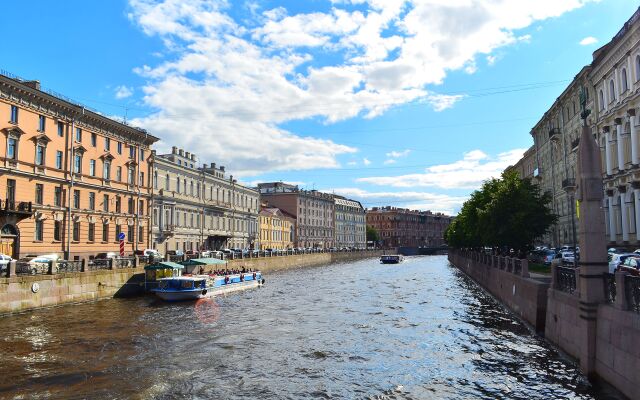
575,86,607,377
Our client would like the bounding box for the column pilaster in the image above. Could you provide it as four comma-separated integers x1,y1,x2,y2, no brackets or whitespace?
604,126,613,176
619,186,629,243
607,189,616,243
615,118,624,171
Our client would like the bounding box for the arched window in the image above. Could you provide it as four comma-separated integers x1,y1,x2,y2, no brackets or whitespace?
610,79,616,101
636,55,640,81
622,68,629,92
165,173,170,190
599,90,605,110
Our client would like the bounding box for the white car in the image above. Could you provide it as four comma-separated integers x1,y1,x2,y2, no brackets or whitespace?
560,251,576,264
608,253,637,273
0,253,13,273
17,254,60,275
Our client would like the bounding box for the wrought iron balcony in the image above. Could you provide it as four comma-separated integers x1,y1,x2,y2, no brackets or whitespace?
562,178,576,191
161,224,175,236
549,127,560,140
0,199,33,219
571,137,580,150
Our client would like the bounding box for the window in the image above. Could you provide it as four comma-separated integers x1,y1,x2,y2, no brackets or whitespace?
102,223,109,242
88,223,95,242
10,105,18,124
139,200,144,215
74,154,82,173
75,128,82,142
89,159,96,176
599,90,605,111
127,225,134,242
610,79,616,102
103,160,111,180
73,221,80,242
103,194,109,212
154,171,158,189
54,221,62,241
128,168,134,184
622,68,629,92
128,197,134,214
115,224,121,240
73,190,80,208
116,166,122,182
105,137,110,151
56,150,63,169
165,173,170,190
190,181,194,196
35,184,43,205
57,121,64,137
139,171,144,186
129,146,135,159
54,187,62,207
7,179,16,202
7,137,17,159
35,220,43,241
117,142,122,154
91,133,97,147
139,148,144,161
35,144,46,166
89,192,95,210
177,178,181,193
38,115,45,132
116,196,121,213
138,226,144,243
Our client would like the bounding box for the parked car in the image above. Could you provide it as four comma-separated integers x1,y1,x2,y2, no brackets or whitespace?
94,252,117,260
166,250,184,256
185,250,199,256
608,253,637,273
16,254,60,275
537,249,557,265
134,249,163,259
618,255,640,275
0,253,13,273
560,251,577,265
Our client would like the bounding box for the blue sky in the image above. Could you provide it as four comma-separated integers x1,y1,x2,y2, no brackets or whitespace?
1,0,637,214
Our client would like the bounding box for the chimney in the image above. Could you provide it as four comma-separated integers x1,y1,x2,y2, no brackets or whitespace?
202,163,207,169
190,154,196,161
185,151,191,159
172,146,178,154
220,166,225,172
210,162,216,169
178,149,184,157
230,175,233,182
22,80,41,90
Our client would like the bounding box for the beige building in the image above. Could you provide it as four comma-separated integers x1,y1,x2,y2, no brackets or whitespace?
259,206,294,250
505,146,536,179
333,196,366,249
0,72,158,259
151,147,260,253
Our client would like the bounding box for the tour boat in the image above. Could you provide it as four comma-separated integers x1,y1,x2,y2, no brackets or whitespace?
380,254,404,264
144,261,263,302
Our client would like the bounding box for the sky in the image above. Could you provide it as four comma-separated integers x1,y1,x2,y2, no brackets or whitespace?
1,0,637,215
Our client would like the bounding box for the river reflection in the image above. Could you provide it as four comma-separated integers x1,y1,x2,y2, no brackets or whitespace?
0,256,624,399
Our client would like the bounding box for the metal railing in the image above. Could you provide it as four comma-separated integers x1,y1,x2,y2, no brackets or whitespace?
513,259,522,275
0,199,33,213
168,254,184,263
603,273,616,304
88,259,111,271
556,266,577,294
15,260,50,275
113,257,135,269
56,260,82,273
625,275,640,313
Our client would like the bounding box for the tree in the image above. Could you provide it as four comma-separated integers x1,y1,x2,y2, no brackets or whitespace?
445,170,557,253
366,225,380,243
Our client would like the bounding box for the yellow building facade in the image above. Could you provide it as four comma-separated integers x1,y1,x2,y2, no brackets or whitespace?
259,207,294,250
0,73,158,259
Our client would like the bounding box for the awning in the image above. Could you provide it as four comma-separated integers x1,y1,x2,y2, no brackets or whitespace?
144,261,185,270
182,258,227,266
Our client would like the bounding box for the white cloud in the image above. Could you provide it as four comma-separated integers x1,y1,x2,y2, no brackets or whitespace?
386,149,410,158
383,159,397,165
127,0,594,174
357,148,527,189
114,85,134,99
579,36,598,46
347,160,358,166
328,187,465,215
363,158,372,166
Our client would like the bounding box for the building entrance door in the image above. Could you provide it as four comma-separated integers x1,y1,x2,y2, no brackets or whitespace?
0,224,18,258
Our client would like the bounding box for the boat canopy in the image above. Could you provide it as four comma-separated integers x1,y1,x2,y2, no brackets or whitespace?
182,258,226,266
145,261,185,270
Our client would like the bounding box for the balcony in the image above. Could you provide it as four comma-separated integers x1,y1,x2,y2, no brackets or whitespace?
161,224,175,236
0,199,33,220
562,178,576,191
571,137,580,150
533,167,542,180
549,128,560,141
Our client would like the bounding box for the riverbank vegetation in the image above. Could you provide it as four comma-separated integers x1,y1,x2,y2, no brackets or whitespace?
445,171,557,253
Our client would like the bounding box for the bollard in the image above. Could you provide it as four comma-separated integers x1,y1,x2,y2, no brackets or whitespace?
521,259,530,278
614,270,629,311
133,256,139,269
550,264,558,289
81,259,87,273
48,260,56,275
109,258,115,270
8,260,16,278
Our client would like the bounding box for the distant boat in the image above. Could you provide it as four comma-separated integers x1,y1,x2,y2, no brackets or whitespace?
380,255,404,264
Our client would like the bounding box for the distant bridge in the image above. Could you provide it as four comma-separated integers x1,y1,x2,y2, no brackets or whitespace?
397,246,449,256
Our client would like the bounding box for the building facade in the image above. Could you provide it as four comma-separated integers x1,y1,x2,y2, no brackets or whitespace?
505,145,536,179
333,196,366,249
366,207,453,248
259,206,294,250
0,73,158,259
151,147,260,253
257,182,335,248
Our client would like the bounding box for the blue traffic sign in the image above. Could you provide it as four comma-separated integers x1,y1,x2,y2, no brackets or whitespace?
118,232,126,241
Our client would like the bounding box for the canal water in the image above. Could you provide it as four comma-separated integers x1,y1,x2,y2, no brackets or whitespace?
0,256,624,399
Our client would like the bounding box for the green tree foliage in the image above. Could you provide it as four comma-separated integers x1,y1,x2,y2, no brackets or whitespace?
366,225,380,243
445,171,557,252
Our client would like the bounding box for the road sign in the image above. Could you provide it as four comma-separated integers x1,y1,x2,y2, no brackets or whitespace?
118,232,126,241
119,240,125,257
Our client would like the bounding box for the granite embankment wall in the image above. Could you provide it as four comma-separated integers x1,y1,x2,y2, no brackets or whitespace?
451,250,640,400
448,250,549,331
0,251,383,315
